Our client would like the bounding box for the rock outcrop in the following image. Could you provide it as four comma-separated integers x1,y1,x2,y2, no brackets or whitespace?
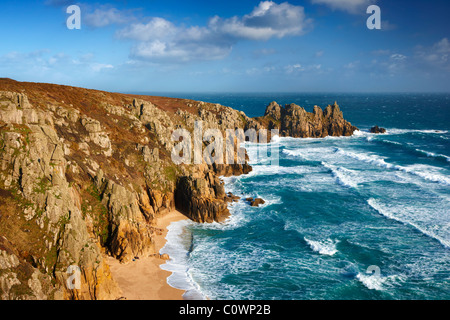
175,163,230,223
245,197,266,207
262,101,357,138
370,126,386,134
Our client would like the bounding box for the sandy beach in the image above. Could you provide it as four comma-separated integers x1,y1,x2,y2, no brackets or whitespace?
107,210,188,300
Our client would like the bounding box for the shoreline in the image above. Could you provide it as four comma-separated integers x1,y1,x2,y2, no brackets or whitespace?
107,210,188,300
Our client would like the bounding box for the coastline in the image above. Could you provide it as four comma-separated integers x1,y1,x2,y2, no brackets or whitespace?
107,210,188,300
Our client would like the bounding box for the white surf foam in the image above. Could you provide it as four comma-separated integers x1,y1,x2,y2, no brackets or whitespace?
247,164,316,177
386,129,449,135
367,198,450,249
304,237,339,256
415,149,450,162
159,220,206,300
380,139,403,146
396,164,450,186
334,148,392,169
282,148,305,159
321,162,358,188
352,130,377,139
335,148,450,186
356,272,405,291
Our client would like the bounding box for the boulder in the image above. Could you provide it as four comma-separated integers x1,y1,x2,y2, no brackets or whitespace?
370,126,387,134
245,197,266,207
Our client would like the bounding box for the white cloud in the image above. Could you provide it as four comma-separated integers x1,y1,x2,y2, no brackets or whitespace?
116,18,177,41
390,53,407,61
117,1,312,63
415,38,450,68
91,63,114,72
311,0,375,14
84,7,129,28
209,1,312,40
0,50,114,75
131,40,232,62
246,65,276,75
285,64,304,73
435,38,450,53
284,63,322,74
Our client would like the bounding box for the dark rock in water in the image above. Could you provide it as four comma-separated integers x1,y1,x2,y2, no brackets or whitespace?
370,126,386,134
251,198,265,207
245,197,265,207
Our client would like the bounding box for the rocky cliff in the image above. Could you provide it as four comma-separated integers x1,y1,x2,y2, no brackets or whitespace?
0,78,357,299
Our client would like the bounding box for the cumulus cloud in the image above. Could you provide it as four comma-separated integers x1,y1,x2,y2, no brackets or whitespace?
311,0,375,14
116,17,177,40
117,1,312,62
209,1,312,40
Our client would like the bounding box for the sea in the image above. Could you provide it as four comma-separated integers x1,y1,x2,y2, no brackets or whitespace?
153,93,450,300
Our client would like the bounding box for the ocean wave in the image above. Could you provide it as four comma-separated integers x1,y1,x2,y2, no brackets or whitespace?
202,203,250,231
282,147,339,162
352,130,377,139
321,162,358,188
386,129,449,135
367,138,450,163
282,148,305,159
356,272,405,291
159,220,206,300
304,237,339,256
395,164,450,186
363,138,450,164
247,164,316,177
415,149,450,163
379,139,403,146
335,148,450,186
334,148,392,169
367,198,450,249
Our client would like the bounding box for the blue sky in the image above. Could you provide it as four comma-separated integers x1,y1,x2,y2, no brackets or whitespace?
0,0,449,92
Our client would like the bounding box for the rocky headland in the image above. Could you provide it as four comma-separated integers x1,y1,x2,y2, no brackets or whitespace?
0,78,357,299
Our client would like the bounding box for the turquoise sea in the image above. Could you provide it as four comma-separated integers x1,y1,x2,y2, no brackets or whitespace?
157,93,450,300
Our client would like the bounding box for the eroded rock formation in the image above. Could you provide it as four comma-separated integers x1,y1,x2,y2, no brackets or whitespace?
262,101,357,138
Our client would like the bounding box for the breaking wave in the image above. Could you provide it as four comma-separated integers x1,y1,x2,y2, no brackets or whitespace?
304,237,340,256
335,148,450,186
367,198,450,249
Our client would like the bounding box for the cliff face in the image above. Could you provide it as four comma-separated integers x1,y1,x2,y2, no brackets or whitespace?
0,79,357,299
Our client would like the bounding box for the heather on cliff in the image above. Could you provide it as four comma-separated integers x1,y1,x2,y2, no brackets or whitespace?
0,79,357,300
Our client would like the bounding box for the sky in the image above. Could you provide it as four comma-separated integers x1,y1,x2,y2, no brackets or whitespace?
0,0,449,93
